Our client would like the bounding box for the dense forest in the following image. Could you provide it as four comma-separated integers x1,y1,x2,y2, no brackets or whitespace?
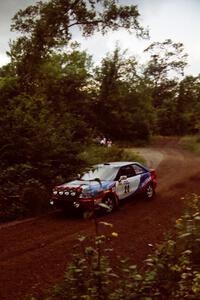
0,0,200,220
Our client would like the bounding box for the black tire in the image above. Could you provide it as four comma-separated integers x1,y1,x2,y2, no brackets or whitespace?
144,184,155,200
103,194,116,213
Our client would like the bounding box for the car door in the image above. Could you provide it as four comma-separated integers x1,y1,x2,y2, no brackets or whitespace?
132,163,150,189
115,165,140,200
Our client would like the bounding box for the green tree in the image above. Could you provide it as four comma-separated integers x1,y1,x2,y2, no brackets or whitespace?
143,39,188,135
95,47,154,141
176,75,200,134
144,39,187,87
9,0,148,92
0,93,83,179
33,43,95,122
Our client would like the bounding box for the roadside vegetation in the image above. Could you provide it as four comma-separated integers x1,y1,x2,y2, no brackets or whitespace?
0,0,200,222
181,136,200,155
29,194,200,300
78,144,145,166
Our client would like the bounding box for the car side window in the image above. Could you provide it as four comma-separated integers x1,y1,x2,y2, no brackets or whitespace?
133,164,145,175
116,165,136,180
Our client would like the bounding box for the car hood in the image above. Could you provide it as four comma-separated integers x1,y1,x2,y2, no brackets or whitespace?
55,179,115,192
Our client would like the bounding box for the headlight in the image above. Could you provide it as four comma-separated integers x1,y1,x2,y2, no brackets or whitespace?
64,191,70,196
53,190,57,195
71,191,76,196
59,191,64,195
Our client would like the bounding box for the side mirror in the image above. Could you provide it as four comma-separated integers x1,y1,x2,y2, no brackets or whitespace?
119,175,127,182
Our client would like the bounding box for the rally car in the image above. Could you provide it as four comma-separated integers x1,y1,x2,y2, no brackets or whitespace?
50,161,157,213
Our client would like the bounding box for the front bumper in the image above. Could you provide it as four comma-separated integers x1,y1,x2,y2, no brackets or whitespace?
50,195,100,211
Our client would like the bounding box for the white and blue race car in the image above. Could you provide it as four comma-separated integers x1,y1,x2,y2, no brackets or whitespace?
50,161,157,213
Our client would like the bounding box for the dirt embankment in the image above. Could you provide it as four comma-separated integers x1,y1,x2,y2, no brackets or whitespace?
1,138,200,300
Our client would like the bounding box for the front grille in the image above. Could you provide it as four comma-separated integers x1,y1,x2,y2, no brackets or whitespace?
59,195,79,201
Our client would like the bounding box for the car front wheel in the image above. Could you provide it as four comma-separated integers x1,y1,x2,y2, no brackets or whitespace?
103,194,116,213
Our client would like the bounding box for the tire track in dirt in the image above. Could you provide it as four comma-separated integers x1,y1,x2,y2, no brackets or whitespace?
1,138,200,300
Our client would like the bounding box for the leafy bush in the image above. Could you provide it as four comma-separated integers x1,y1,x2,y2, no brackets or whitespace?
22,179,50,217
0,164,50,221
78,144,145,166
50,225,145,300
140,194,200,299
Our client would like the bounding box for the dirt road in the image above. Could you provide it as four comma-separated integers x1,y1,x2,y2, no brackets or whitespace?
1,138,200,300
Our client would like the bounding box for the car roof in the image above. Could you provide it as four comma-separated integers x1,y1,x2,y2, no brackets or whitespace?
100,161,139,168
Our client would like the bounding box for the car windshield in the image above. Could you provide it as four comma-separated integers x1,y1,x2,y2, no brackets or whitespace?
81,165,118,181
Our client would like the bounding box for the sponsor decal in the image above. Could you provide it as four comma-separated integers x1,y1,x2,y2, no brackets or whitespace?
141,176,151,188
124,180,130,193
